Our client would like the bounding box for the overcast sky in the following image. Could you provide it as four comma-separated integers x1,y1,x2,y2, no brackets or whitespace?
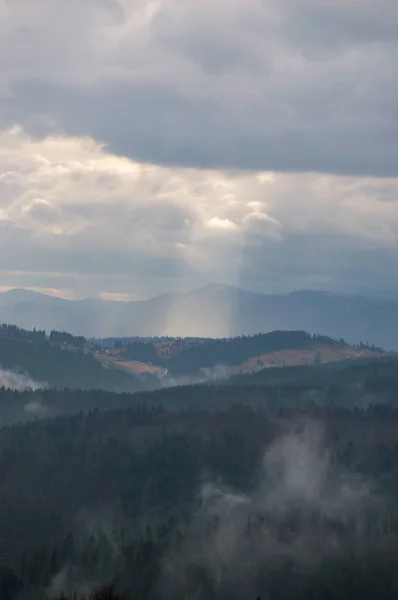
1,0,398,300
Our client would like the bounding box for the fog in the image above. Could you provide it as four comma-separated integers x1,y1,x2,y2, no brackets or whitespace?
0,367,46,392
161,364,231,388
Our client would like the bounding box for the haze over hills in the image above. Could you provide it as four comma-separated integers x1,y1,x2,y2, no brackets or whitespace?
1,285,398,350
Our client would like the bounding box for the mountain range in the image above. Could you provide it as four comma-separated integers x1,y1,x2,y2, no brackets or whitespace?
0,285,397,349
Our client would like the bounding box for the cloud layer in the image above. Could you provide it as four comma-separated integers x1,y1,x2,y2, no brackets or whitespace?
1,1,398,298
1,127,398,298
2,0,398,175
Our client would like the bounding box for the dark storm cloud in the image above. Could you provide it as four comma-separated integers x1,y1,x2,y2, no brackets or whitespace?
2,0,398,175
3,77,398,177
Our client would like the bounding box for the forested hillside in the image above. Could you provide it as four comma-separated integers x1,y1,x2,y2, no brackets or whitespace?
0,356,396,425
0,323,384,390
162,331,326,373
112,331,384,376
0,325,156,392
0,358,397,598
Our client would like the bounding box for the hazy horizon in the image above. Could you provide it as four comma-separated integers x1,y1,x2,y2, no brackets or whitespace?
2,283,398,305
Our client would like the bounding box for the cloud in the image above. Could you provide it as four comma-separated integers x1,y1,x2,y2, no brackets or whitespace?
259,422,371,514
207,217,237,231
0,367,45,391
2,0,398,175
0,127,398,298
24,400,48,415
242,211,283,241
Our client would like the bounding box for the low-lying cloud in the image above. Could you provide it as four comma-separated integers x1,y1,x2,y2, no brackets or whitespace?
0,366,46,391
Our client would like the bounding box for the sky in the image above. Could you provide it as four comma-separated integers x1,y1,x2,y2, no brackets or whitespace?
1,0,398,300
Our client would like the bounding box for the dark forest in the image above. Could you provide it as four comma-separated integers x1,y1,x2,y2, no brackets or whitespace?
0,355,396,598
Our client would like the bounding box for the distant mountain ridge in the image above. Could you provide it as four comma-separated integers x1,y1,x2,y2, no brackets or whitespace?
1,285,398,349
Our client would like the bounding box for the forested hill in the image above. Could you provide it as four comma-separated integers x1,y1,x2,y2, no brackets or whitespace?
0,325,157,392
121,330,384,375
1,357,398,598
0,323,386,389
162,331,341,373
1,354,397,425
